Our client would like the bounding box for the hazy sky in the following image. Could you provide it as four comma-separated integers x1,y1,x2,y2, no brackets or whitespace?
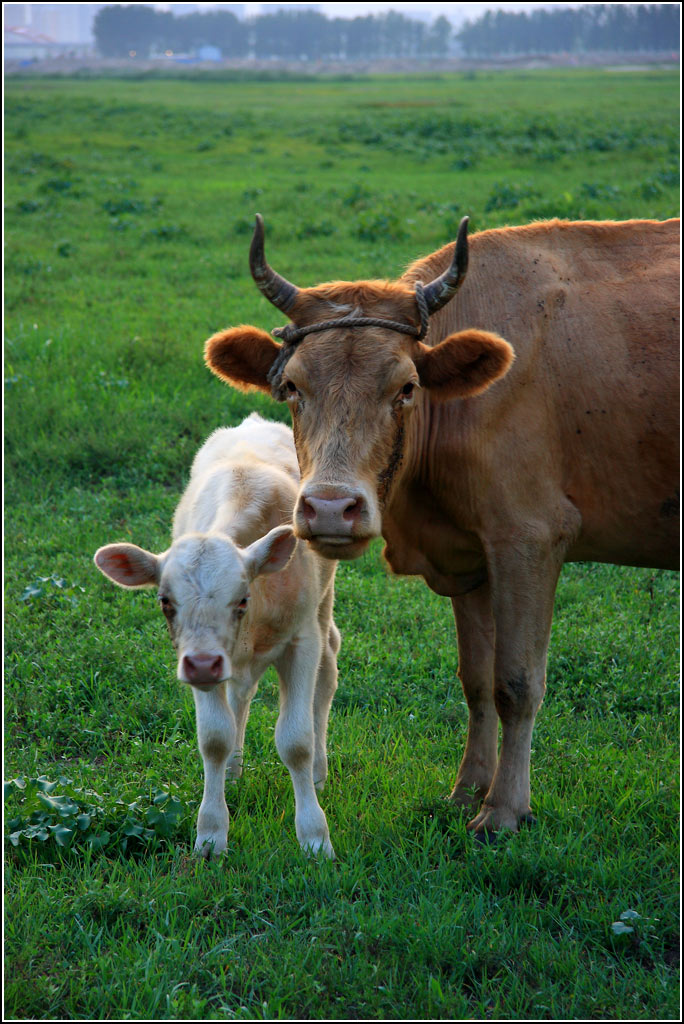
216,2,583,26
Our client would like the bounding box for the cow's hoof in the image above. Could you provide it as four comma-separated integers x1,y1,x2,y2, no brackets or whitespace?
467,803,526,836
447,782,487,813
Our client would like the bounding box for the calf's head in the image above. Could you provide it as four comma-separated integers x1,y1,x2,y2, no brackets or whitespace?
206,216,514,560
94,526,295,690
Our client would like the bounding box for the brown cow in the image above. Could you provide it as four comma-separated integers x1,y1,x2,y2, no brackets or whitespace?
205,214,679,835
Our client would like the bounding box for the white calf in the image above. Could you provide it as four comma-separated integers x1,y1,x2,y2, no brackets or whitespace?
94,413,339,858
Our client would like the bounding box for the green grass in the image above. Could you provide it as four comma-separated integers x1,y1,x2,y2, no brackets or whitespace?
4,70,680,1020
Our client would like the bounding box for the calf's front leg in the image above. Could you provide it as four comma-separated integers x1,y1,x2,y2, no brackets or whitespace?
193,683,236,857
275,634,335,858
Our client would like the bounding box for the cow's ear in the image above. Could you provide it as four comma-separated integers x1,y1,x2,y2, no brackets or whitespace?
414,329,514,401
204,325,281,394
94,543,160,588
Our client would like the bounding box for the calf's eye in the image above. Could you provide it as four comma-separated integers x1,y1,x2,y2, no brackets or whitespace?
236,595,249,617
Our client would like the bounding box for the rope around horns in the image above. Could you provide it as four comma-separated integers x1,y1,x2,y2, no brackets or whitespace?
267,282,430,398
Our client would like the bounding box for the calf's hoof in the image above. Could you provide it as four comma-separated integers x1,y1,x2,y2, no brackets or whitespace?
194,833,228,859
301,835,336,860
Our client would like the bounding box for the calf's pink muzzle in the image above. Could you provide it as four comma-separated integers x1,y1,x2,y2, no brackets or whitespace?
180,652,227,687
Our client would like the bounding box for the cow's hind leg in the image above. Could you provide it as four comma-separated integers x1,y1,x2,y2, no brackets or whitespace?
275,634,335,858
449,583,498,812
193,683,236,858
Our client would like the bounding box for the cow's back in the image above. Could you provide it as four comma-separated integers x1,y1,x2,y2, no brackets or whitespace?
403,219,679,570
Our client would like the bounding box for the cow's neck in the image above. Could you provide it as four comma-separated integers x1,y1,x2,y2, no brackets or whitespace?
380,392,488,598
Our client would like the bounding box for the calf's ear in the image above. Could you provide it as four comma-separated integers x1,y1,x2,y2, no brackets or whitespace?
243,526,297,581
94,544,160,589
414,329,514,401
205,325,281,394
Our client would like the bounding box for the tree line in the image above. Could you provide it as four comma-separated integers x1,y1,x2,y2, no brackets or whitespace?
94,4,679,61
93,6,453,60
459,4,679,57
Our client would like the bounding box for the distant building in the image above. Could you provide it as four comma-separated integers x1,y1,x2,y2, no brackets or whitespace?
198,44,221,61
4,24,92,60
6,4,105,44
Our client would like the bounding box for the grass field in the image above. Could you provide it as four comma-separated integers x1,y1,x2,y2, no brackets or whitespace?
4,69,680,1020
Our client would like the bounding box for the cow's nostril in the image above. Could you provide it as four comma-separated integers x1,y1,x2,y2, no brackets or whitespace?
343,498,364,522
298,493,366,537
302,498,317,523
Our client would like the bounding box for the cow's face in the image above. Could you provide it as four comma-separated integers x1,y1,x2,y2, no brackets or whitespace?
205,215,513,560
94,527,295,687
206,302,513,561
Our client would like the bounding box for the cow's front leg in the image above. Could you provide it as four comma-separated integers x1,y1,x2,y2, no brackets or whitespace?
449,583,498,812
468,532,563,835
275,634,335,858
193,683,236,857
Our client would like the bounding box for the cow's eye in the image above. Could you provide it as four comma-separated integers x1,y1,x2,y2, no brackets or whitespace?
159,594,174,616
285,380,300,397
397,381,416,403
236,595,249,617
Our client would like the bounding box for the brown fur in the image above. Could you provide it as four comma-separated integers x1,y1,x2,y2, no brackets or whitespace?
205,216,679,837
205,325,280,393
414,330,515,400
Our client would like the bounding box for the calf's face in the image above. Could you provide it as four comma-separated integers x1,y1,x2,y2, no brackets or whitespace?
94,527,295,690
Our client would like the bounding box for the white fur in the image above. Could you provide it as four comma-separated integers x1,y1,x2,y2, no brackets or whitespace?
95,414,339,858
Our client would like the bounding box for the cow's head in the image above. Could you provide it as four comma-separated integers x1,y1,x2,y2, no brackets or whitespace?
206,216,513,560
94,526,296,689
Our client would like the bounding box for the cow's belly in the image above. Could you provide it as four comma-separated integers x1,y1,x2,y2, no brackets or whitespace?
561,452,680,570
566,506,680,570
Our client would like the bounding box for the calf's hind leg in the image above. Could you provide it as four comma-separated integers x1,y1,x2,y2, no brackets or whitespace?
193,684,236,858
312,613,340,792
275,634,335,858
224,682,258,781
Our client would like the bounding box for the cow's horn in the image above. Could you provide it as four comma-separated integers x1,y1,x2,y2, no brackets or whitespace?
249,214,299,314
422,216,469,315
